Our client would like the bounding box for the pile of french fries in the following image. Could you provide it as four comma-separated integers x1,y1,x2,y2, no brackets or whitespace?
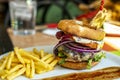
0,47,58,80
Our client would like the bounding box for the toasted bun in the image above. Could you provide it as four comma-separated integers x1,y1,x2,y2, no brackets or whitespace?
58,20,106,41
61,61,99,70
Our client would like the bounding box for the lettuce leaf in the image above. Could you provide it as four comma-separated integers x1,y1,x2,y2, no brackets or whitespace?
87,52,106,69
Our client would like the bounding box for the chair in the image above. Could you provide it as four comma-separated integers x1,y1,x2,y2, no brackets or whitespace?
37,0,72,24
0,26,13,54
4,0,82,27
4,0,73,27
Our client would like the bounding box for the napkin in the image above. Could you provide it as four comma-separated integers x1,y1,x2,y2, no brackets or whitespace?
104,22,120,36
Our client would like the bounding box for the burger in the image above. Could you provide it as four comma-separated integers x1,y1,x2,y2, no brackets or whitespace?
53,9,107,70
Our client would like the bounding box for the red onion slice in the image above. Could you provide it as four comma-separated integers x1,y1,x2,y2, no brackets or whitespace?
53,39,73,55
68,42,92,50
54,34,100,55
64,44,100,53
56,31,65,39
56,31,72,40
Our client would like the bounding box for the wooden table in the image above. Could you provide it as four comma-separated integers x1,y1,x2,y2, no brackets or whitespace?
7,28,120,51
7,28,59,48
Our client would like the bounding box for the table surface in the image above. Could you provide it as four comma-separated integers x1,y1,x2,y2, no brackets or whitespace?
7,28,59,48
7,28,120,52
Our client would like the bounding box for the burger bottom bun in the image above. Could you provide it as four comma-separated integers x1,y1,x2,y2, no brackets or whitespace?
61,61,99,70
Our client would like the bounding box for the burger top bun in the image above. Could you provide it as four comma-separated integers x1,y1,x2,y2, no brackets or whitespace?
58,20,105,41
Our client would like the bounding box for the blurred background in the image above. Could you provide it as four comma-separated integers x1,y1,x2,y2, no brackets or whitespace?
0,0,120,27
0,0,120,54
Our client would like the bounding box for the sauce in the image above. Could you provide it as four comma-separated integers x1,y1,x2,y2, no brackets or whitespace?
42,67,120,80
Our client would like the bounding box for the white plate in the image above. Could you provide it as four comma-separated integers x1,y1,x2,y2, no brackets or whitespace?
1,45,120,80
42,28,59,36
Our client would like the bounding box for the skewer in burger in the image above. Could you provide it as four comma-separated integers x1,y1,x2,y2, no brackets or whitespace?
54,9,107,69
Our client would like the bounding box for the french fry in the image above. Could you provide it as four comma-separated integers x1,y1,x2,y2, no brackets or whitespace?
0,56,8,70
34,49,48,59
30,60,35,78
1,74,7,79
33,48,39,54
23,58,31,64
40,49,45,58
29,51,40,59
0,47,58,80
9,64,23,73
11,63,19,67
35,66,47,74
0,62,2,66
45,57,54,64
0,70,9,79
7,67,26,80
50,59,58,67
1,64,23,79
0,70,9,76
0,56,7,63
35,62,47,69
41,54,53,61
11,56,19,62
33,48,41,57
14,47,25,64
25,63,30,78
20,49,40,62
6,52,14,69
